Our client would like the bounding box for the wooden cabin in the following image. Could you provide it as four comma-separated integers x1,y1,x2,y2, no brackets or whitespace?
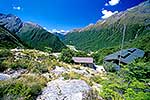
72,57,96,69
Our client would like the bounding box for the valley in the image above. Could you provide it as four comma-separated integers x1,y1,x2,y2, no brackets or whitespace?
0,0,150,100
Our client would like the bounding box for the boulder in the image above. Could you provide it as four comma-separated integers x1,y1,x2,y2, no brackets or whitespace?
0,73,10,80
51,66,68,76
37,79,100,100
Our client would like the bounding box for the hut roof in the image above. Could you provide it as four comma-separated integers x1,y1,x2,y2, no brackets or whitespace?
72,57,93,64
104,48,144,64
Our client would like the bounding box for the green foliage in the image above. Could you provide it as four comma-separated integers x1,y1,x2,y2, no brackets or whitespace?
0,26,24,49
59,48,76,63
0,49,11,58
123,88,150,100
0,49,12,72
0,49,58,73
90,75,104,84
92,33,150,65
98,60,150,100
44,47,52,54
62,72,81,80
64,3,150,52
92,47,119,65
126,60,150,81
0,75,47,100
127,34,150,51
59,48,88,63
17,23,67,52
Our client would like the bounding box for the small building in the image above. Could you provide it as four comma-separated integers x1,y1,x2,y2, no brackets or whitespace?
103,48,145,71
72,57,96,69
104,48,145,65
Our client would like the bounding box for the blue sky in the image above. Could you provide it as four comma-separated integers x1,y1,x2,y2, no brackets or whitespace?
0,0,145,31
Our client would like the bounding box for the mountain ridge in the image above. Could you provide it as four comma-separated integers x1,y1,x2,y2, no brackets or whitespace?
0,26,24,49
64,0,150,52
0,13,67,52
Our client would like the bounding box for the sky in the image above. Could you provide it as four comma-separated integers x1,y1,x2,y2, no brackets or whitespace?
0,0,145,32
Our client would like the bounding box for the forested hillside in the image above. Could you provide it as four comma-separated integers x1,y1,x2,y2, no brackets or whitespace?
64,0,150,51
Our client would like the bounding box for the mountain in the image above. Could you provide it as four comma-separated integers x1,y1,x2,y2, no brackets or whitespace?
0,13,23,34
0,26,24,49
64,0,150,52
50,29,69,40
0,13,66,52
52,32,65,41
17,22,66,52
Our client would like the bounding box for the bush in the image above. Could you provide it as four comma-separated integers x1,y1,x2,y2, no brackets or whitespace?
0,49,12,72
62,72,81,80
59,48,88,63
0,75,47,100
92,47,119,65
99,61,150,100
59,48,76,63
0,81,32,100
0,49,11,58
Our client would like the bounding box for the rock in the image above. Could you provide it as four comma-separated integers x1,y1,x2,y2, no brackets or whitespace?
10,69,27,78
3,68,15,74
3,69,27,79
72,68,89,75
0,73,10,80
42,73,50,80
0,13,23,33
51,66,68,76
95,65,106,73
37,79,94,100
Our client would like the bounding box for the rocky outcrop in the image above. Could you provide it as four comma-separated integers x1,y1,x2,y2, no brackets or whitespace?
0,13,23,34
0,73,10,80
50,65,105,79
37,79,102,100
38,66,104,100
0,69,27,81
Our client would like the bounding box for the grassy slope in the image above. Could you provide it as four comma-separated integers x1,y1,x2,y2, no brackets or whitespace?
0,26,24,49
64,1,150,52
17,23,67,52
92,33,150,65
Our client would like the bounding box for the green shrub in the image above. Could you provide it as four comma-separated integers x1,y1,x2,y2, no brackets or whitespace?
0,75,47,100
99,60,150,100
62,72,81,80
59,48,88,63
0,49,12,72
0,49,11,57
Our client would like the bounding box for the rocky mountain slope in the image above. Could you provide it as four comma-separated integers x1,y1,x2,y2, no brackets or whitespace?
64,0,150,51
0,14,23,34
0,13,66,52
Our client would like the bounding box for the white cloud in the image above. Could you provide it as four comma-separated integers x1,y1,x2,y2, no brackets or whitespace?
49,29,69,34
101,9,118,19
105,0,120,6
13,6,21,10
105,3,109,6
43,27,47,30
43,27,69,35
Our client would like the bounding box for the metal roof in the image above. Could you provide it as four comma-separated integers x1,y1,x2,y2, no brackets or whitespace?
104,48,144,64
72,57,93,63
